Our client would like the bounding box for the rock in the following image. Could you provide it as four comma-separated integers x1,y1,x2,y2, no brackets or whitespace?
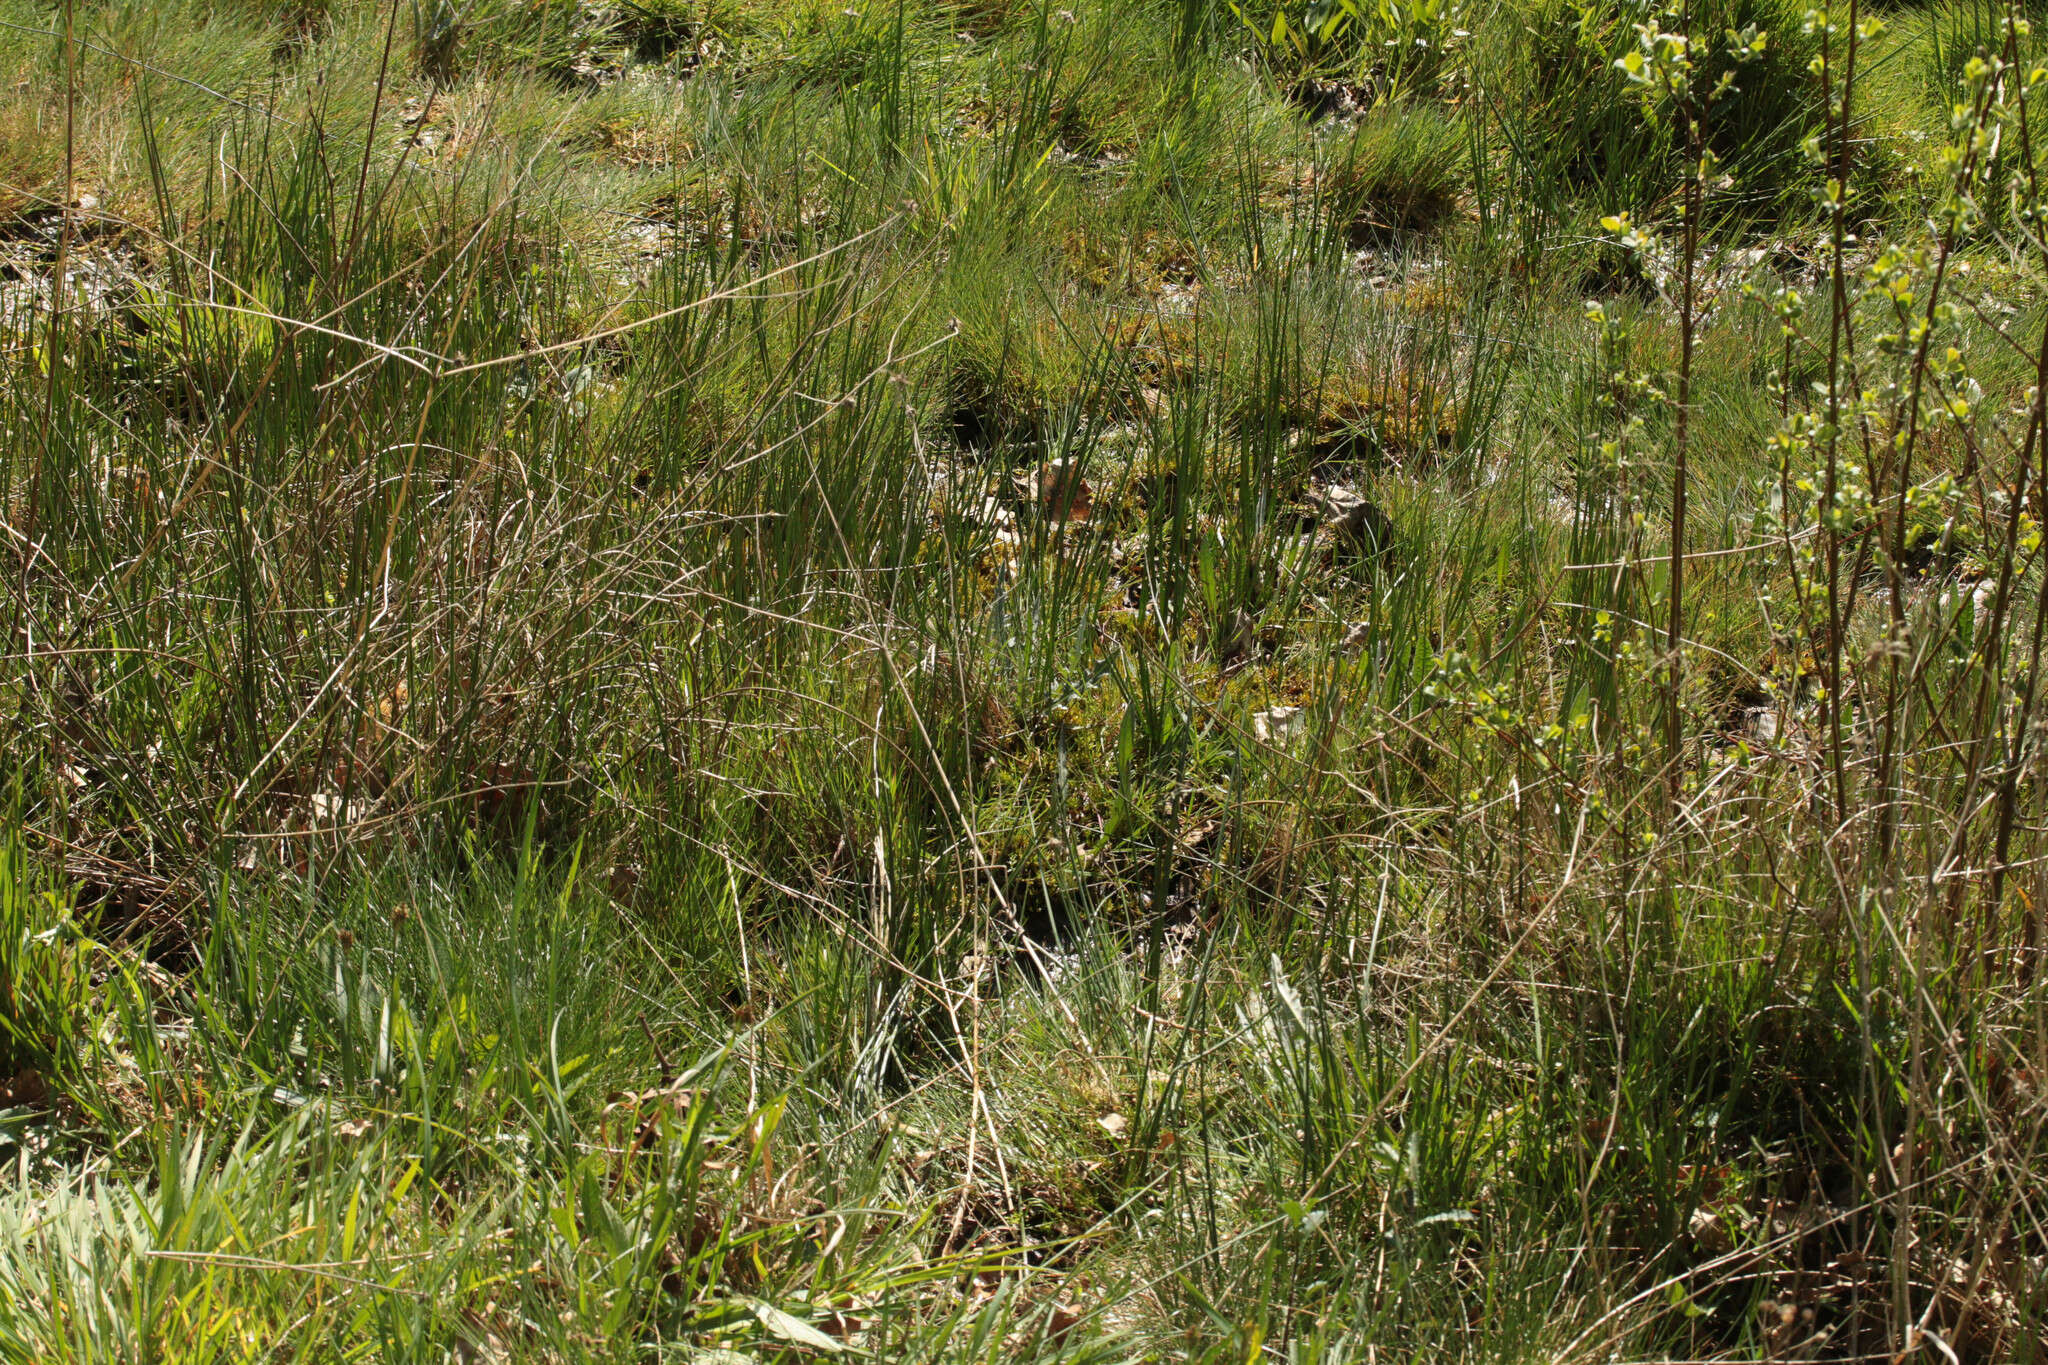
1308,483,1393,557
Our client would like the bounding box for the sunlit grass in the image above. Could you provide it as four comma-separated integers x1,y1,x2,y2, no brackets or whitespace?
0,0,2044,1361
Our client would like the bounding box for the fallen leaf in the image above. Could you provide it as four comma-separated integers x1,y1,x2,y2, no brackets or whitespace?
1253,706,1304,746
0,1069,46,1107
1019,459,1092,521
817,1311,865,1339
450,1310,509,1365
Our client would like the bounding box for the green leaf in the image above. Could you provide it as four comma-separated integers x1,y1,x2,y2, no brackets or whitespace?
751,1300,846,1353
1416,1208,1477,1226
579,1166,632,1260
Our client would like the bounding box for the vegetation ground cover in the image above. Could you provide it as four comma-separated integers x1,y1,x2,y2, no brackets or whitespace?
2,0,2046,1359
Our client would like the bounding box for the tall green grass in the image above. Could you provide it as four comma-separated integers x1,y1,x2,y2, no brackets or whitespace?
0,0,2044,1361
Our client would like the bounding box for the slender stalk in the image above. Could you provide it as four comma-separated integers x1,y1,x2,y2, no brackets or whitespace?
1990,10,2048,959
1873,38,2002,860
1664,0,1699,825
1820,0,1856,831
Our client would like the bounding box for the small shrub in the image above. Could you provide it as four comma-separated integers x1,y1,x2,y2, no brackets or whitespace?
1230,0,1473,98
1491,0,1828,220
941,337,1052,450
613,0,702,59
413,0,621,85
1319,104,1466,242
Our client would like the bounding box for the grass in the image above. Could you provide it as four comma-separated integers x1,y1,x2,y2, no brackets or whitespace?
1,0,2047,1359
